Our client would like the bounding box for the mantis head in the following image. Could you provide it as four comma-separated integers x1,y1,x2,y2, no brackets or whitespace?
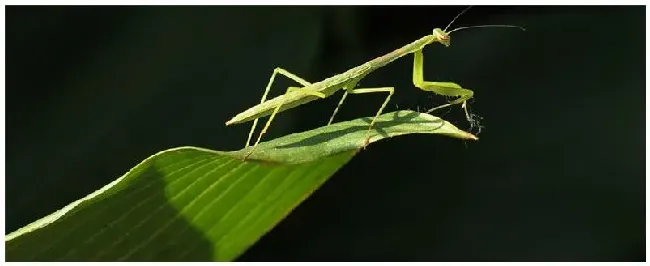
432,28,451,47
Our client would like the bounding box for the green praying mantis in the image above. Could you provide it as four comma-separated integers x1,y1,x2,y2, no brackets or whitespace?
226,7,524,159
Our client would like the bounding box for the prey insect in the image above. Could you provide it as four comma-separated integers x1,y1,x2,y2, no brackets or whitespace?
226,6,524,159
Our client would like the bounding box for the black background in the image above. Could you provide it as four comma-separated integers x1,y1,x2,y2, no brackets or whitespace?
6,5,645,261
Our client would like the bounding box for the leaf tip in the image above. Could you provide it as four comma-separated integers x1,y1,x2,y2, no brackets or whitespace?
465,132,479,141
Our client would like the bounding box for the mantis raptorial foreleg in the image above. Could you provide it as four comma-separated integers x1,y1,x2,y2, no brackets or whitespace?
246,86,326,158
411,49,475,122
246,67,313,147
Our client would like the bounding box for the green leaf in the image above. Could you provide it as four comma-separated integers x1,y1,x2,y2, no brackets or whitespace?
5,110,476,262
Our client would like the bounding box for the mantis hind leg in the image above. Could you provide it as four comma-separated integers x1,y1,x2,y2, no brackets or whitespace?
246,67,312,148
245,87,326,159
411,49,475,123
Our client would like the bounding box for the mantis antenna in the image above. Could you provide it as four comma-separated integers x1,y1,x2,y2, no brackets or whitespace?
443,5,526,34
444,6,474,32
448,24,526,34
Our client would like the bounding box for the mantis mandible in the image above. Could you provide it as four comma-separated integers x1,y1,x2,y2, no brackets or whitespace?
226,7,524,159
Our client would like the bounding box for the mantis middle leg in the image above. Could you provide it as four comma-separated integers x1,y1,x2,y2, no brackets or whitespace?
349,87,395,147
327,80,395,147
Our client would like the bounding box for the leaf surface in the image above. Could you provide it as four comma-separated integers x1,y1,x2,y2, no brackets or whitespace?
5,110,476,261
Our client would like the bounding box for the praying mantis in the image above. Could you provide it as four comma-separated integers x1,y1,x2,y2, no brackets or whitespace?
226,7,524,159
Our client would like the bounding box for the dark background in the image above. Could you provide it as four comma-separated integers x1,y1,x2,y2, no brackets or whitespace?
6,5,645,261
